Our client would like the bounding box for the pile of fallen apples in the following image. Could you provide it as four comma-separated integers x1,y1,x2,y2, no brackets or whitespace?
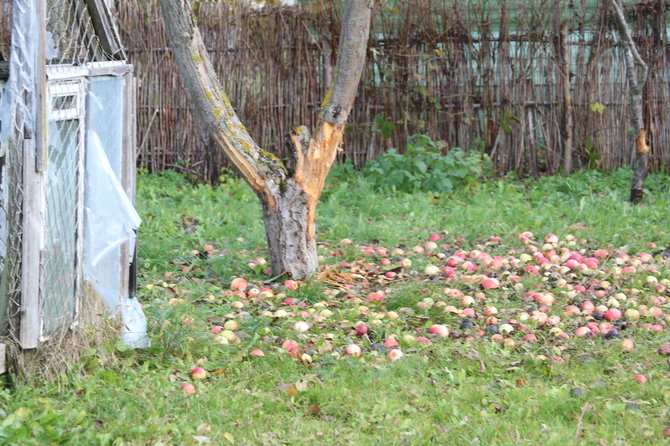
176,231,670,392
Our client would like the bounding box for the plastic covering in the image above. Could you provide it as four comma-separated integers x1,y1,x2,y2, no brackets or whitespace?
0,0,38,332
0,0,36,147
84,130,147,347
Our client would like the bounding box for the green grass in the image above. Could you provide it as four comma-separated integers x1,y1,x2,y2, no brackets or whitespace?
1,168,669,445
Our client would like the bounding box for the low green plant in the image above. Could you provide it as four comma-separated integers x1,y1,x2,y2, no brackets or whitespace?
363,134,491,193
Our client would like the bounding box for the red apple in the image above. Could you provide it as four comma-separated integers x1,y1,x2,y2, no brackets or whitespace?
230,277,248,291
481,278,500,290
388,349,403,362
181,383,196,394
522,333,538,342
416,336,432,345
384,337,399,348
355,323,368,336
428,324,449,337
284,279,298,290
344,344,362,357
621,339,635,352
282,340,300,357
604,309,622,322
191,367,208,380
575,326,591,337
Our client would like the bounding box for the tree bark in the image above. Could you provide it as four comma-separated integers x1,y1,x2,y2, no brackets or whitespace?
560,22,574,175
609,0,649,203
261,179,317,279
160,0,372,278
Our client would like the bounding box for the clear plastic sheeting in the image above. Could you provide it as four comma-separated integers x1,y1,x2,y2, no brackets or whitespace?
84,131,146,347
0,0,38,333
120,297,148,349
88,76,123,176
0,0,37,146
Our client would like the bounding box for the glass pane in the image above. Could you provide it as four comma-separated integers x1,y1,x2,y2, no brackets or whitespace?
52,94,77,111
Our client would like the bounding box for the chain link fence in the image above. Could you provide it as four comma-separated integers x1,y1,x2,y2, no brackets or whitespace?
0,0,9,327
46,0,123,70
43,86,83,336
0,0,26,343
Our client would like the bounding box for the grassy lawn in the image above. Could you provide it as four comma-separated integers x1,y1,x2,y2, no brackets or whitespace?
1,168,669,445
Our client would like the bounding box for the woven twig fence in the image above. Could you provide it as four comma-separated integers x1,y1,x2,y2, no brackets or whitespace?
115,0,669,181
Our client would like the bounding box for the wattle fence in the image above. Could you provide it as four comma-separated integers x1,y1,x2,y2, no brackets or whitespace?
116,0,670,182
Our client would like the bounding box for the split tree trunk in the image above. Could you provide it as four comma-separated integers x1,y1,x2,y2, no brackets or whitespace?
609,0,649,203
160,0,372,278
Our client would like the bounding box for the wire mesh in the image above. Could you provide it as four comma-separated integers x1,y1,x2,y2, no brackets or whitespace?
0,129,23,339
46,0,121,67
0,0,11,61
0,80,6,280
0,0,32,339
43,114,81,336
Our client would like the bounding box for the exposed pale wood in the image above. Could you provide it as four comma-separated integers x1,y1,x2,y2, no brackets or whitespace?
72,79,87,329
20,147,45,349
120,72,137,299
0,343,5,374
20,0,48,349
129,76,138,296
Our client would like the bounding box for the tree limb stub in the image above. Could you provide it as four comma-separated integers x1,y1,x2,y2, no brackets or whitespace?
160,0,286,206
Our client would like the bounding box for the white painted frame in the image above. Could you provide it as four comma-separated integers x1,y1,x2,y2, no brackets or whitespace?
28,76,87,343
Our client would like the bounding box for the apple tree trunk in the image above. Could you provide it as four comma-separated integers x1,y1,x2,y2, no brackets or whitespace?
609,0,649,203
160,0,372,279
